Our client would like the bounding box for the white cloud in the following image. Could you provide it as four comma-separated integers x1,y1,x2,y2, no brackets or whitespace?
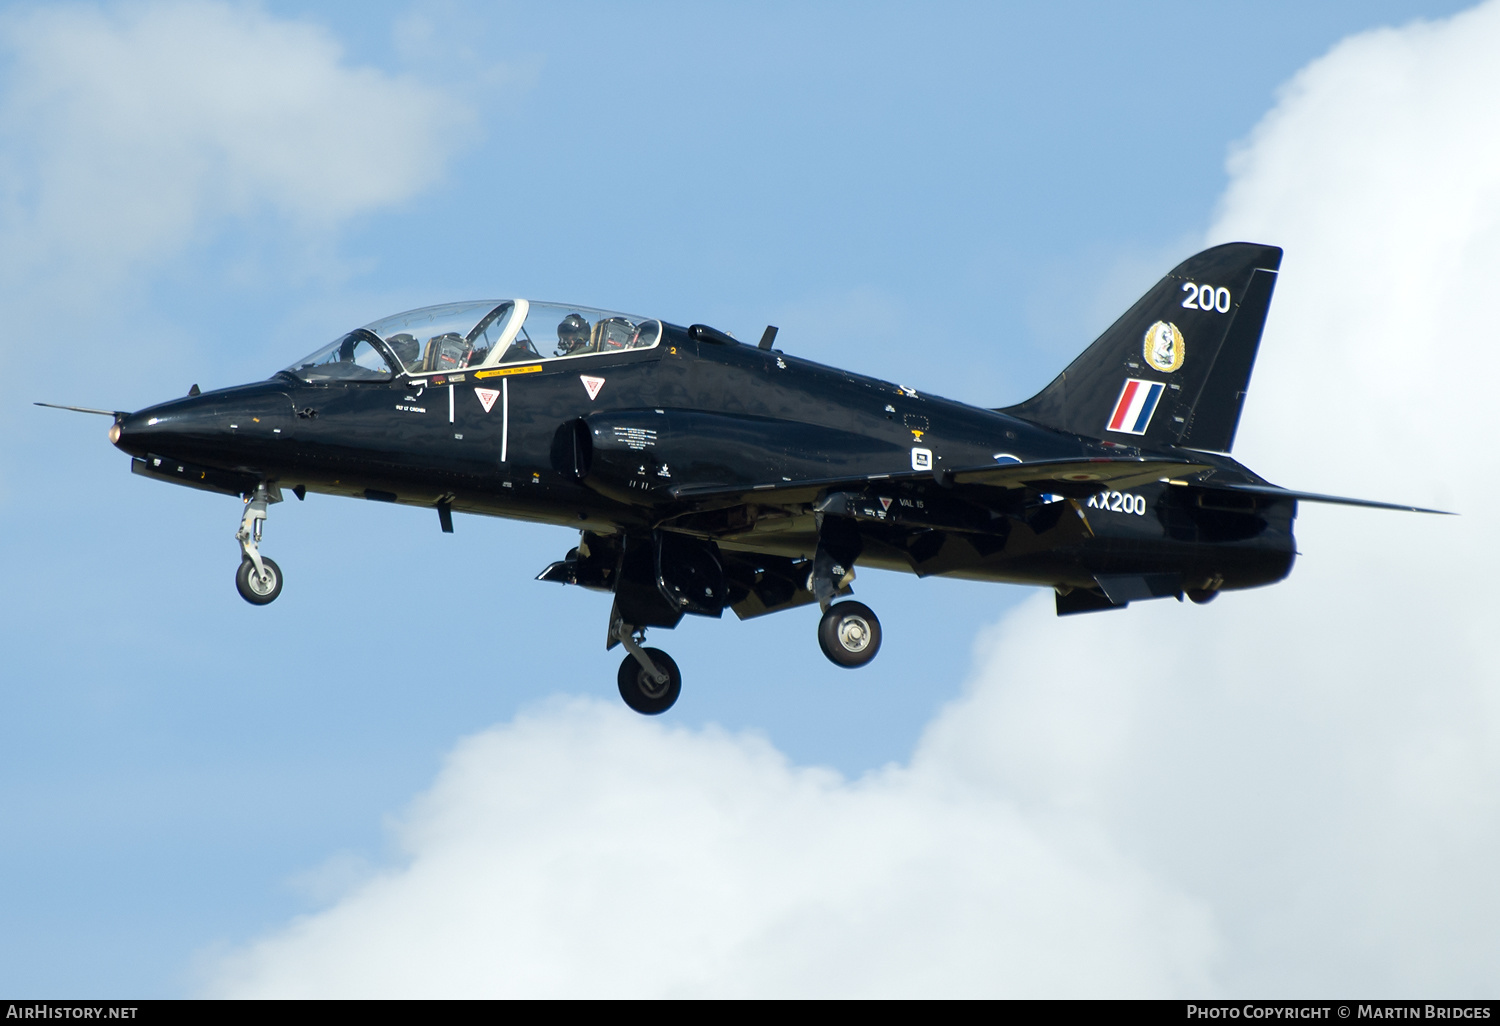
208,1,1500,997
212,700,1215,998
0,1,466,285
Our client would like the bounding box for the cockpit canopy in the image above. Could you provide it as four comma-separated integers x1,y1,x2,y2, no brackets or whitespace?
282,300,664,383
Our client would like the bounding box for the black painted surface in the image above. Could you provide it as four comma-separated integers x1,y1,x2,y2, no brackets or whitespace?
111,244,1304,625
1004,242,1283,452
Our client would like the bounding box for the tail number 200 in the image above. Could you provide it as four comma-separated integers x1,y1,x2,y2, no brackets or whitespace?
1087,490,1146,515
1182,282,1231,313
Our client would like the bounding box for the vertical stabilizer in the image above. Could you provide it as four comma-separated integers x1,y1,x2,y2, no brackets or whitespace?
1003,242,1281,453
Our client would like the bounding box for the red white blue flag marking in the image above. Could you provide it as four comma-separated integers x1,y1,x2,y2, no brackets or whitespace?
1107,378,1165,435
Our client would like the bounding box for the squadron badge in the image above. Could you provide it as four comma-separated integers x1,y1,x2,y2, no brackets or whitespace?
1142,320,1185,373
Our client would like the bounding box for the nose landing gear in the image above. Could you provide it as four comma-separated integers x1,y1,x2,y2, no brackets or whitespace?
236,554,283,604
234,483,284,605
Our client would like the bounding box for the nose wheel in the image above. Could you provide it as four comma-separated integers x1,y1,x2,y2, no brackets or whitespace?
234,482,285,605
236,556,283,604
818,600,882,667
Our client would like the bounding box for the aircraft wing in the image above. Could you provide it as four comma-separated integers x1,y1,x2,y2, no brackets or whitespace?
666,456,1218,506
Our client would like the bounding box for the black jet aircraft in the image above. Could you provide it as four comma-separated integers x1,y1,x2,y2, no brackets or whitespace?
41,243,1445,714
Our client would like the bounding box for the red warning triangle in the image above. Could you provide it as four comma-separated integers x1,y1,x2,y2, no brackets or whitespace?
879,496,892,510
580,375,605,400
474,387,500,413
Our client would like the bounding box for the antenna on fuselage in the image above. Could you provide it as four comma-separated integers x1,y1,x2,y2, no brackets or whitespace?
758,325,779,351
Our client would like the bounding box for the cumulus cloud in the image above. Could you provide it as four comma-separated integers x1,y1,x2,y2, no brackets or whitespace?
212,701,1215,998
0,1,466,284
209,1,1500,997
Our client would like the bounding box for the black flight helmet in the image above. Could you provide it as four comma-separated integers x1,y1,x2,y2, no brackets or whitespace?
558,312,591,354
386,332,420,370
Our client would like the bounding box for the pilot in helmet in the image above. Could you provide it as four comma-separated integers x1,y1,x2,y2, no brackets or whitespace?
557,313,592,356
386,333,421,371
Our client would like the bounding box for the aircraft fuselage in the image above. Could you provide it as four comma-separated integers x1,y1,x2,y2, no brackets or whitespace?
113,320,1296,602
68,242,1426,712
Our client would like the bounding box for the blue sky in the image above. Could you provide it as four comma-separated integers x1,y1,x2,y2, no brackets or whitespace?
0,0,1485,996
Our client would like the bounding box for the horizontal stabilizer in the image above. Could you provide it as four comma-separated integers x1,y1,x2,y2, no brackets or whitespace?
1170,480,1453,515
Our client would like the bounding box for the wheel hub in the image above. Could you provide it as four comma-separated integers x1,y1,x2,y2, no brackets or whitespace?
636,669,672,699
837,615,870,652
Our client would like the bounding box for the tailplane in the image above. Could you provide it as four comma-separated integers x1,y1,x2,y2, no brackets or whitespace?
1003,242,1281,453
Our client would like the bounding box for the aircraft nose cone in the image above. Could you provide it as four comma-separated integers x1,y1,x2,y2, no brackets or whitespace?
111,409,166,456
110,400,218,459
111,385,296,463
111,410,146,454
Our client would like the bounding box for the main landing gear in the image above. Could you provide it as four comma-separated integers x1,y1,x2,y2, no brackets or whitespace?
809,524,882,669
593,517,885,714
612,620,682,715
818,600,882,668
234,483,284,605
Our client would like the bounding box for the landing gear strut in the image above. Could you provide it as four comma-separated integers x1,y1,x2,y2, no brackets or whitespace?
612,620,681,714
234,483,283,605
810,517,882,668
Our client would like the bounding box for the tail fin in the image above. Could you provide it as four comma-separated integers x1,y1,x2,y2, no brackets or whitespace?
1003,242,1281,453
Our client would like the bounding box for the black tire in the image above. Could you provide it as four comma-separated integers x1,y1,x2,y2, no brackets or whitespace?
818,600,882,668
1187,588,1219,605
235,556,283,605
617,647,681,715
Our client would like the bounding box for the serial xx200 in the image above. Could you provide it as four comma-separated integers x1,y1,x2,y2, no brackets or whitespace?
41,243,1444,714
